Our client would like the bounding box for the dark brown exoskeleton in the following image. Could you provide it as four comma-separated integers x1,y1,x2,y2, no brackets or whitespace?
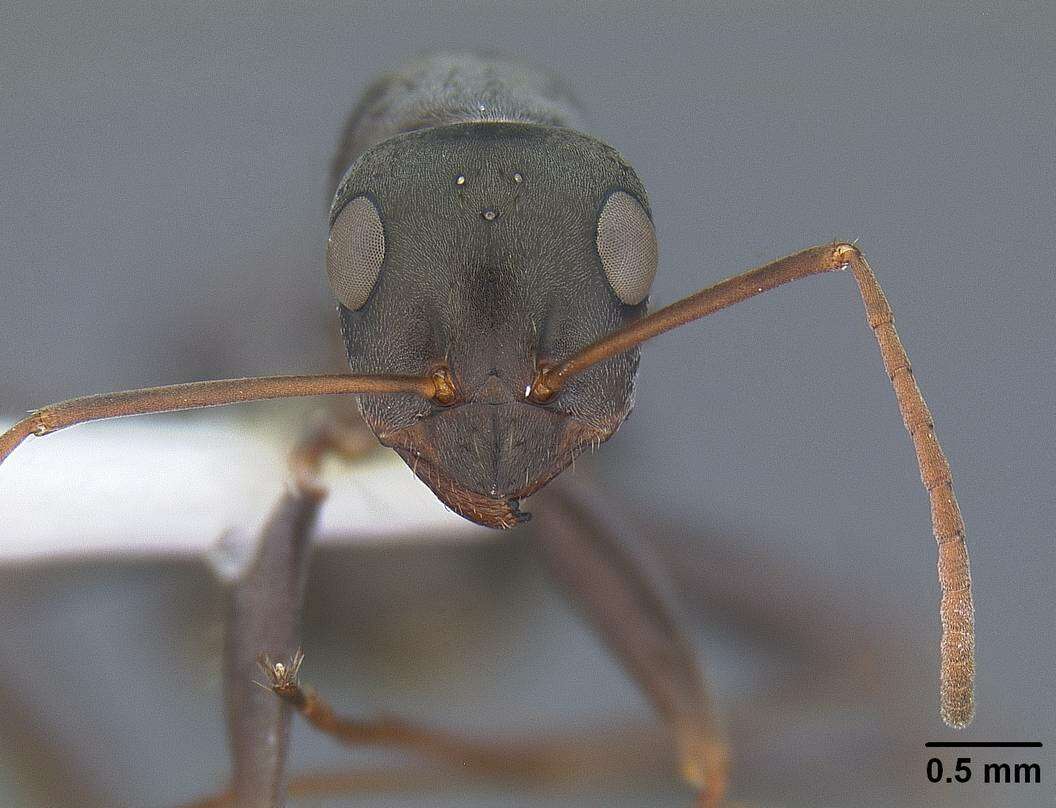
331,119,652,528
0,52,975,806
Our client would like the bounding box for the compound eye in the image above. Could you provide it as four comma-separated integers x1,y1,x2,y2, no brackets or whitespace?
326,195,385,311
595,190,658,306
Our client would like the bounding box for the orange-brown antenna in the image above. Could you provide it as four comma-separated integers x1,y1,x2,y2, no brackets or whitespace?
532,242,975,728
0,370,455,465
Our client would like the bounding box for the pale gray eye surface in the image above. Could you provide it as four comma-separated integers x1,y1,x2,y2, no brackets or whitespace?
326,195,385,310
596,190,658,305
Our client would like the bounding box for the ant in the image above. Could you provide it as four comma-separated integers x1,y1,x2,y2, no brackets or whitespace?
0,52,974,807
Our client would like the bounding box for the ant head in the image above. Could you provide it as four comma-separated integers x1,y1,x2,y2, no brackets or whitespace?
327,123,658,527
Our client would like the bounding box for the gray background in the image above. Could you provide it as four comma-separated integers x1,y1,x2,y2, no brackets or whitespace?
1,2,1053,807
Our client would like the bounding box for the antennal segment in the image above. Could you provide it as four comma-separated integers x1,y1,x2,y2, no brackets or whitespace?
0,373,442,465
531,242,975,728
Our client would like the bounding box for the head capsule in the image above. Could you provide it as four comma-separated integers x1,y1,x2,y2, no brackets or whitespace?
327,123,658,527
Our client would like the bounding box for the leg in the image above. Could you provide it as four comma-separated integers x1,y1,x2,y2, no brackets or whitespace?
256,650,534,778
223,487,321,808
183,725,697,807
229,416,542,792
218,414,372,808
253,434,713,795
530,242,975,729
531,475,728,807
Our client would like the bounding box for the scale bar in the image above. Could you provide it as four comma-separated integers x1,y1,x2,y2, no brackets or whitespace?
925,742,1042,748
